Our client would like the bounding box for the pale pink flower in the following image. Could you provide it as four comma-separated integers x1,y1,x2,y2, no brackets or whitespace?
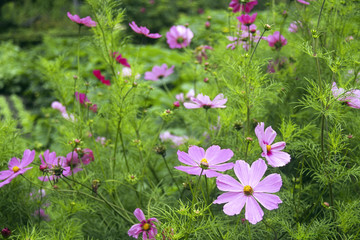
51,101,74,120
213,159,282,224
144,64,175,81
194,45,213,63
229,0,258,13
160,131,188,146
33,209,50,221
129,21,162,39
128,208,158,239
175,145,234,178
255,122,291,167
67,12,96,27
166,25,194,49
332,82,360,109
0,149,35,188
184,93,227,109
297,0,310,5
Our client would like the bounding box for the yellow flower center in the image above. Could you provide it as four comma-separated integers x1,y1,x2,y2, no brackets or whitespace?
142,223,150,231
266,145,271,152
243,185,253,195
200,158,209,169
12,166,20,173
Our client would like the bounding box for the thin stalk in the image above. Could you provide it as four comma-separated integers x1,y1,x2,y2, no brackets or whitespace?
112,119,121,179
119,127,130,173
192,169,204,206
249,29,266,64
162,155,181,193
263,218,278,240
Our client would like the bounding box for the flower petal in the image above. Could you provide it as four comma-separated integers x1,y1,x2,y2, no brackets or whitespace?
234,160,250,186
253,192,282,210
128,223,142,238
265,151,291,167
249,159,267,187
0,170,13,181
188,145,205,163
134,208,146,222
177,150,197,166
208,148,234,165
216,174,243,192
222,193,247,216
211,162,234,172
245,196,264,224
271,142,286,151
20,149,35,167
213,192,242,204
254,173,282,193
174,166,202,176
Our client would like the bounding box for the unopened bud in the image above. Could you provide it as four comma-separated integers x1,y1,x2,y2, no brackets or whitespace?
264,24,271,31
246,137,253,142
133,82,138,87
154,145,166,157
185,23,189,28
347,134,353,139
73,75,78,80
173,101,180,107
323,202,330,207
205,21,211,29
207,16,212,20
203,77,209,83
1,228,11,238
233,121,243,131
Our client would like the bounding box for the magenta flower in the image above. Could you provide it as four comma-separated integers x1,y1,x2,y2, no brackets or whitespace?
129,21,162,39
65,149,94,166
297,0,310,5
75,92,97,113
93,70,110,86
237,13,258,26
175,145,234,178
255,122,291,167
0,149,35,188
112,52,131,68
166,25,194,49
229,0,258,13
265,31,287,50
67,12,96,27
213,159,282,224
332,82,360,109
144,64,175,81
128,208,158,239
184,93,227,109
38,150,79,182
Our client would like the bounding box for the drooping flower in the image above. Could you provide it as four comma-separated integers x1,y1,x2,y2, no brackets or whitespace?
229,0,258,13
174,145,234,178
194,45,213,64
38,150,79,182
93,70,110,86
160,131,188,146
65,149,94,167
255,122,291,167
144,64,175,81
297,0,310,5
67,12,97,27
331,82,360,109
129,21,162,39
265,31,287,50
112,52,131,68
75,92,97,113
237,13,258,26
0,149,35,188
51,101,74,120
184,93,227,109
128,208,158,239
213,159,282,224
166,25,194,49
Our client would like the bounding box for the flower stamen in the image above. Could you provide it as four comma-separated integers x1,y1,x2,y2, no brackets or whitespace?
243,185,253,195
142,223,150,231
12,166,20,173
200,158,209,169
266,145,271,152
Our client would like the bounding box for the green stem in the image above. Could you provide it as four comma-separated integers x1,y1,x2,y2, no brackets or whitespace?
162,155,181,193
249,29,266,64
112,119,121,179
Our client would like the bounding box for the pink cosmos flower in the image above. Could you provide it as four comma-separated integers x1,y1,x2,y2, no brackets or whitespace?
265,31,287,50
65,149,94,166
213,159,282,224
166,25,194,49
160,131,188,146
0,149,35,188
33,209,50,221
51,101,74,120
237,13,258,26
129,21,162,39
38,150,80,182
144,64,175,81
96,136,106,145
297,0,310,5
67,12,97,27
112,52,131,68
288,21,302,33
75,92,97,113
184,93,227,109
194,45,213,64
93,70,110,86
174,145,234,178
332,82,360,109
128,208,158,239
255,122,291,167
176,89,195,103
229,0,258,13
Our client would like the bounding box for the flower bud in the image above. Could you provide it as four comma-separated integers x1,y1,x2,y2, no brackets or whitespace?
203,77,209,83
264,24,271,31
347,134,353,139
133,82,138,87
207,16,212,20
73,75,78,80
185,23,189,28
246,137,253,142
154,145,166,157
1,228,11,238
173,101,180,107
39,163,48,172
233,121,243,131
205,21,211,29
